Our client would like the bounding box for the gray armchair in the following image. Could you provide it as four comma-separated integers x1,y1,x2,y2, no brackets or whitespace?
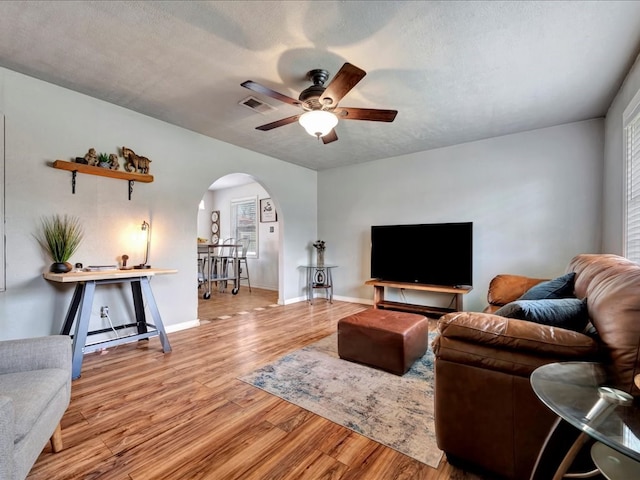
0,335,72,480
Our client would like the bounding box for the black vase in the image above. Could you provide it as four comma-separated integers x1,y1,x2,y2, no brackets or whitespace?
50,262,71,273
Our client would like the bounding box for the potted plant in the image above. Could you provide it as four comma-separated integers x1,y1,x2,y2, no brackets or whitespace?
35,214,84,273
98,152,111,168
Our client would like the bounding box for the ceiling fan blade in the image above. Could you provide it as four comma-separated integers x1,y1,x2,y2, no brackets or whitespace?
255,114,301,131
334,107,398,122
320,63,366,107
241,81,301,107
322,129,338,144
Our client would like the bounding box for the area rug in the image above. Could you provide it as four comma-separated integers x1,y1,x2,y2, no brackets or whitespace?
239,332,442,468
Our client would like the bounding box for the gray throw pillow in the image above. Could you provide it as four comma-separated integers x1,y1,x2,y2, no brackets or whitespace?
519,272,576,300
494,298,589,332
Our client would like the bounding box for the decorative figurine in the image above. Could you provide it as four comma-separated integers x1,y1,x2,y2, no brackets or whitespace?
109,153,120,170
122,146,152,174
84,148,98,166
120,254,132,270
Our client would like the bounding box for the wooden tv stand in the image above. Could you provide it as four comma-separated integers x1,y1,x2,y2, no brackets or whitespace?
365,279,472,317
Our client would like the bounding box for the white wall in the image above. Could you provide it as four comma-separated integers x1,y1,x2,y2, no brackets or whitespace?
0,67,316,340
197,190,215,242
318,120,604,312
603,53,640,253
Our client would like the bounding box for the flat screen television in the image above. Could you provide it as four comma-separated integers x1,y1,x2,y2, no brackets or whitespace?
370,222,473,287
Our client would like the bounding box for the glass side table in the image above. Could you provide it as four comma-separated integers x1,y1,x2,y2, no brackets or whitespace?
591,441,640,479
300,265,337,304
529,362,640,480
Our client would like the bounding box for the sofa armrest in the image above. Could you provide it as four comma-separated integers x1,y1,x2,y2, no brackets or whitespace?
0,336,71,375
433,312,599,377
486,274,548,308
0,396,15,478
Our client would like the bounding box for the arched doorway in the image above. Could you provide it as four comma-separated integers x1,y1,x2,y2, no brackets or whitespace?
196,173,280,319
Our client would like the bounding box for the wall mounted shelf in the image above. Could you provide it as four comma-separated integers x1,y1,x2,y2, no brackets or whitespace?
52,160,154,200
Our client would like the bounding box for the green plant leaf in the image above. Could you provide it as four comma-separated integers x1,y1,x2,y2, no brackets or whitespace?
35,214,84,263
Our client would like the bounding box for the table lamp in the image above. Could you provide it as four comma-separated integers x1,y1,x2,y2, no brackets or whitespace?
134,220,151,269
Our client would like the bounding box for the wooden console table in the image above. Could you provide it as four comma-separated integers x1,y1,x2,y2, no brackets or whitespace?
44,268,176,379
365,279,472,317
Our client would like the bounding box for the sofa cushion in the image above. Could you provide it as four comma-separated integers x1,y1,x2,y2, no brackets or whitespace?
495,298,589,332
0,369,69,443
519,272,576,300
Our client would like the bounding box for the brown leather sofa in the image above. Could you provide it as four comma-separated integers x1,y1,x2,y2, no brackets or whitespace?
432,254,640,479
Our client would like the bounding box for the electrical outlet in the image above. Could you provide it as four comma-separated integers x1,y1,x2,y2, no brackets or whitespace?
100,306,109,317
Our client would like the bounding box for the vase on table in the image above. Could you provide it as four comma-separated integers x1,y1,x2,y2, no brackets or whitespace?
317,249,325,267
49,262,71,273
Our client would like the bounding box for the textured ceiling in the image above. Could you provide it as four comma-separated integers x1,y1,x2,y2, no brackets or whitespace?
0,1,640,171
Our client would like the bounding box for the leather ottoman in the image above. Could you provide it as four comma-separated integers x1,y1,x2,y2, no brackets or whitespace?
337,309,429,375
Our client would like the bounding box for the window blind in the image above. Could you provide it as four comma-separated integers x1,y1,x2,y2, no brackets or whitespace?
231,197,258,257
626,111,640,262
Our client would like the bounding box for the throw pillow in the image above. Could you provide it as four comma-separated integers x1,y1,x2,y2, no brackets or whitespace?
519,272,576,300
494,298,589,332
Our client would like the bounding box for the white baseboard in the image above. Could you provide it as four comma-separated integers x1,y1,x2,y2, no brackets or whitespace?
281,295,372,306
166,319,201,333
283,295,307,305
333,295,373,305
250,283,278,291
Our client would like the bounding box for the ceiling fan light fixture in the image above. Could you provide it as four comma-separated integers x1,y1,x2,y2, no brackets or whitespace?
298,110,338,138
242,63,395,144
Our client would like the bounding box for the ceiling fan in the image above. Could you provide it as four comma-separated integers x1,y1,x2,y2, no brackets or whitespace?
241,63,397,144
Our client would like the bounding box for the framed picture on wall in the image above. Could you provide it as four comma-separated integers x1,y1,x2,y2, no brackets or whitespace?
260,198,277,222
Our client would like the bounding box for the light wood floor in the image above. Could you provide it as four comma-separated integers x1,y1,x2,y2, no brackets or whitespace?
29,288,486,479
